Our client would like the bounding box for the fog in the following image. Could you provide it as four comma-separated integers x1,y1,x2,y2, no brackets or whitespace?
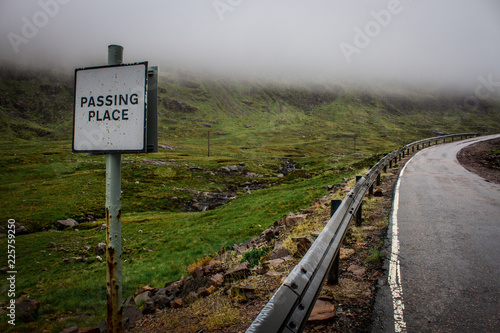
1,0,500,95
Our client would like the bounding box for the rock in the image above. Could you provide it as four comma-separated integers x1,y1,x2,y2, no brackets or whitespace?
191,265,204,279
164,281,182,296
123,304,143,329
152,293,173,308
97,321,107,333
292,236,316,255
267,242,290,260
14,222,29,235
225,262,250,281
230,285,257,301
16,299,40,321
204,260,224,275
260,228,275,241
142,299,156,314
170,298,184,308
263,258,285,270
199,285,217,297
95,243,106,255
184,292,199,305
135,285,156,296
209,273,224,287
374,189,384,197
285,213,306,227
347,264,366,277
59,327,78,333
308,299,336,322
134,291,152,305
56,218,79,229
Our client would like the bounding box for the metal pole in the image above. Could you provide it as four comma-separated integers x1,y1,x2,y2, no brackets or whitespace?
106,44,123,333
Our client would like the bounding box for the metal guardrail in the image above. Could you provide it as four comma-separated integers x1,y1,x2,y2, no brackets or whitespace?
246,133,478,333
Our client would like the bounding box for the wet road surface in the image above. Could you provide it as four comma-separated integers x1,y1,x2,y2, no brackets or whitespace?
373,135,500,333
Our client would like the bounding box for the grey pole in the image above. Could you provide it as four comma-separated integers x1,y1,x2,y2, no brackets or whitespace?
106,44,123,333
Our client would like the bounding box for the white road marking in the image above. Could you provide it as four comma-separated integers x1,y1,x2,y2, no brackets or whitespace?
388,154,416,333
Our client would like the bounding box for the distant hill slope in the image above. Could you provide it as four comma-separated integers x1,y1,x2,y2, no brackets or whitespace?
1,66,499,144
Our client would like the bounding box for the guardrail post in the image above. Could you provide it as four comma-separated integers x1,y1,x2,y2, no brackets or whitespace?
376,173,381,186
383,165,387,173
355,176,363,226
452,136,454,142
412,146,415,153
330,199,341,218
406,148,409,155
398,154,402,162
356,201,363,226
327,199,342,285
389,160,392,168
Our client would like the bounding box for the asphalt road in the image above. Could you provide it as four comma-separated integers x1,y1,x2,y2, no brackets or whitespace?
372,135,500,333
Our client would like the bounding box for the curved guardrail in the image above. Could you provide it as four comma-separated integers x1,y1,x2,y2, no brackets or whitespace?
246,133,478,333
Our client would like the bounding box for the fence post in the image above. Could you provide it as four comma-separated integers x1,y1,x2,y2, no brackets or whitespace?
106,44,124,333
327,199,342,285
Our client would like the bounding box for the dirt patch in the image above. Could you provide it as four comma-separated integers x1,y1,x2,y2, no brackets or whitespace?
457,137,500,185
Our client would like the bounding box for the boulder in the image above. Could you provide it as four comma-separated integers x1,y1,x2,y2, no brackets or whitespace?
152,293,173,309
16,299,40,321
56,218,79,229
374,189,384,197
224,262,250,281
267,242,290,260
123,304,143,329
134,291,152,305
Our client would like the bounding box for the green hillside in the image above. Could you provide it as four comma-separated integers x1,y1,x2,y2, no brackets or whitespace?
0,66,499,332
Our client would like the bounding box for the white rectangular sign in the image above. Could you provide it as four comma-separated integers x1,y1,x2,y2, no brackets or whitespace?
73,62,148,153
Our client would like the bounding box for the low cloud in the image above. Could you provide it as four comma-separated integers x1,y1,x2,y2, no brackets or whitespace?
1,0,499,95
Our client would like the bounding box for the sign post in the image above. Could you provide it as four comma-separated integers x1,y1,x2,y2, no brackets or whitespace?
106,44,124,333
72,44,157,333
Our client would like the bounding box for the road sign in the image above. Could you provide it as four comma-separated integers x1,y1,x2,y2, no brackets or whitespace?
73,62,148,153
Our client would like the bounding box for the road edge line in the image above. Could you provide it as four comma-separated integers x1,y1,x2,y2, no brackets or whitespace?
388,152,419,333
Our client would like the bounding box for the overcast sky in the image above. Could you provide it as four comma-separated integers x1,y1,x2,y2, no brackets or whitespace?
1,0,499,94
